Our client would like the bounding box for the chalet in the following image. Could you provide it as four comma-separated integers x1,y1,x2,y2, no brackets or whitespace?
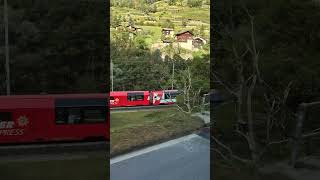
175,30,194,42
162,28,174,37
115,24,123,30
192,37,207,48
162,39,172,44
126,25,142,33
135,27,142,32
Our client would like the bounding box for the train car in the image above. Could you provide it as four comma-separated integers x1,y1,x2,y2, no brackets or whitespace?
110,91,150,107
151,90,179,105
0,94,109,144
110,90,179,107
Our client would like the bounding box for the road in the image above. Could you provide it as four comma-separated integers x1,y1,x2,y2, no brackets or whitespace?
110,130,210,180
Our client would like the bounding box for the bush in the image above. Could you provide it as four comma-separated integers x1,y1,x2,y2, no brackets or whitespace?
187,0,202,7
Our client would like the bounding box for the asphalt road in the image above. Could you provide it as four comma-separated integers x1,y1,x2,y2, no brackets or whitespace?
110,131,210,180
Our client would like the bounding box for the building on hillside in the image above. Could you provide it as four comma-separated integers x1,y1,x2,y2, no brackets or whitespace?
192,37,207,49
175,30,194,42
175,30,194,50
115,24,123,30
125,25,142,40
162,28,175,37
126,25,142,33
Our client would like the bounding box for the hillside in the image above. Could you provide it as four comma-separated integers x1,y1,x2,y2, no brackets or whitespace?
110,0,210,56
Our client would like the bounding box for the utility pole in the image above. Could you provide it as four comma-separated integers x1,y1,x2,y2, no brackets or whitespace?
111,61,113,91
171,60,174,90
4,0,11,95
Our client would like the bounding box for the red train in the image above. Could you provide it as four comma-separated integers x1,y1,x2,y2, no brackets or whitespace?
0,90,177,144
0,94,109,144
110,90,178,107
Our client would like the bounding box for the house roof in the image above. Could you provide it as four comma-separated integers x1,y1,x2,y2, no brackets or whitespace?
162,39,172,43
162,28,174,31
175,30,194,36
193,37,206,41
126,25,142,30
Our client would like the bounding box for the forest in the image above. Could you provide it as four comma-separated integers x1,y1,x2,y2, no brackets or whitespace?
0,0,107,95
213,0,320,179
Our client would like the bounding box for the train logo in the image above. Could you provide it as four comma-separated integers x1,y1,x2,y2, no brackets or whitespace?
153,92,161,104
115,98,119,104
0,121,14,129
110,98,120,105
0,116,27,136
17,116,29,127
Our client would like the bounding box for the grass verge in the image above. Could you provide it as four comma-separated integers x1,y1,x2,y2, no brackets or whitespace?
110,108,204,157
0,152,108,180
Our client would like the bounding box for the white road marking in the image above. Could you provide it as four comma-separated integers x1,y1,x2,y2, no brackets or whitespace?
110,134,200,165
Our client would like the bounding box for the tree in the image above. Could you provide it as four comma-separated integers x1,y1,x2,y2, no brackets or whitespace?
168,0,176,6
0,0,107,94
162,19,174,28
187,0,202,8
182,19,187,27
212,0,320,175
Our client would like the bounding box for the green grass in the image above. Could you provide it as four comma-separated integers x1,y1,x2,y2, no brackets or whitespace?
0,153,108,180
110,108,204,155
139,25,162,44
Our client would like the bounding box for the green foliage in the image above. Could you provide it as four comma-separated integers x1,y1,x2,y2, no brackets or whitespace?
215,0,320,109
161,19,175,28
0,0,107,94
182,19,188,27
168,0,176,6
111,15,122,28
187,0,202,7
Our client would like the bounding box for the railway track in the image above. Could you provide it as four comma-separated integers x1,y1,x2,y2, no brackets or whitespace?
110,104,177,112
0,141,108,156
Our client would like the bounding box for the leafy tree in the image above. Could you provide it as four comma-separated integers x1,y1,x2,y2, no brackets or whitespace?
168,0,176,6
187,0,202,8
0,0,107,94
182,19,187,27
162,19,174,28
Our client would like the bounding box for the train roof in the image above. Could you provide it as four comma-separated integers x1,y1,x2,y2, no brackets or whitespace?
0,93,107,109
110,91,149,96
0,93,107,99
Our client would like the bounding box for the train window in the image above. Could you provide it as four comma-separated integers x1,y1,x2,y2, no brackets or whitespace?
165,92,177,99
83,107,106,123
55,98,107,124
110,96,115,100
0,112,12,122
55,107,106,124
128,93,144,101
127,95,135,101
55,108,67,124
127,93,135,101
136,95,144,101
67,108,81,124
